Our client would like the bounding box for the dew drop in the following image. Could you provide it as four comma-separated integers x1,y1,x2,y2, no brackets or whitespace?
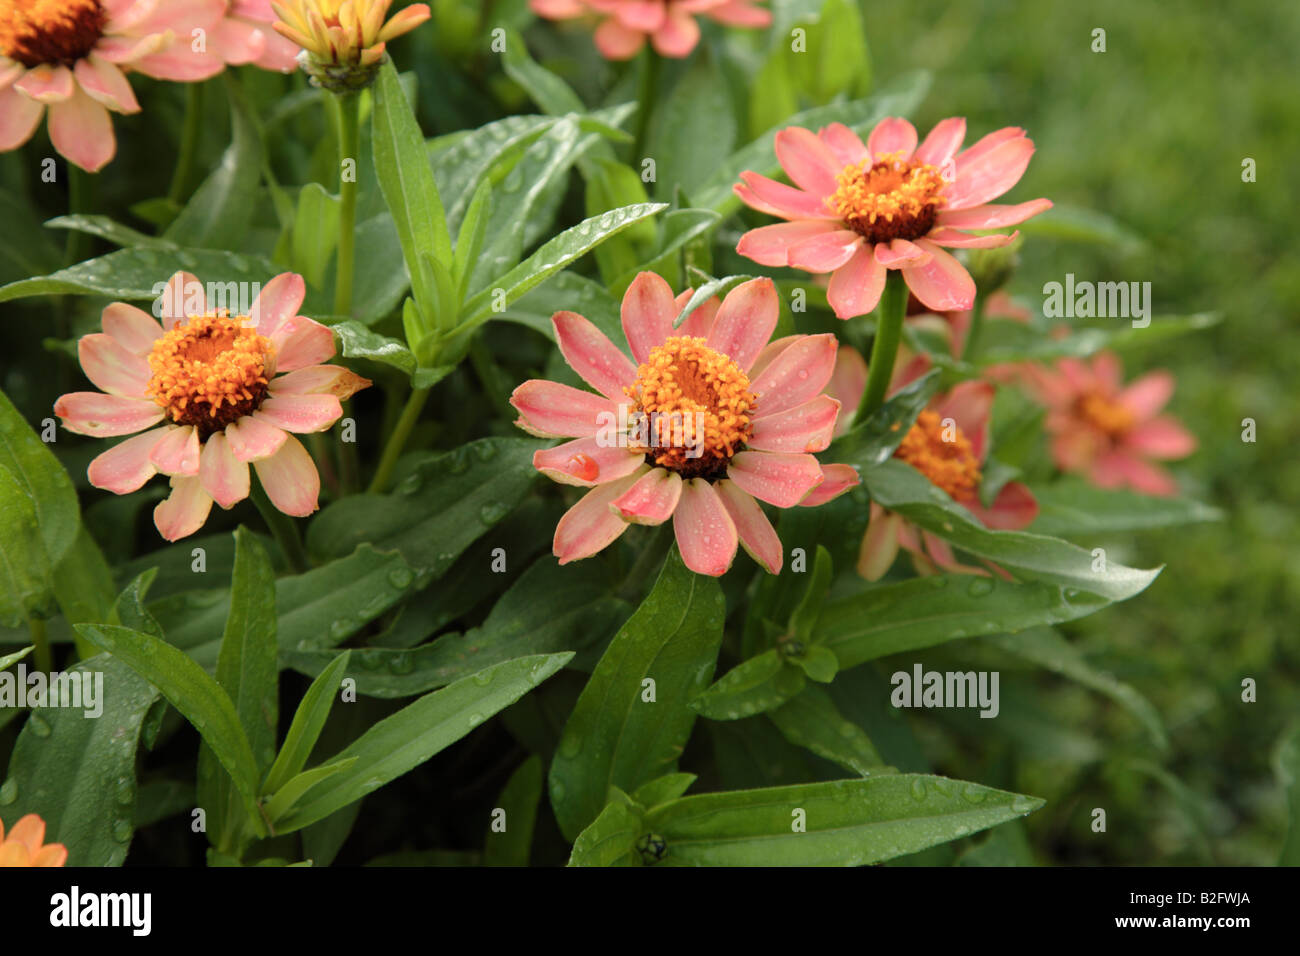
116,777,134,806
559,735,582,759
472,669,493,686
474,443,498,462
112,818,133,843
1011,795,1037,814
910,778,926,801
387,567,413,589
387,654,414,675
966,578,994,597
480,503,508,524
28,713,51,738
329,619,352,641
0,779,17,805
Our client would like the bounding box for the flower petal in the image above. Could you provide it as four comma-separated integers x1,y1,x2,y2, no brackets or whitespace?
73,55,140,113
7,814,46,853
801,463,860,507
510,380,619,438
253,434,319,517
734,170,836,221
727,451,824,507
947,133,1036,211
926,227,1019,249
750,333,837,418
593,17,645,59
749,395,841,453
874,238,931,268
817,122,869,166
936,198,1052,230
967,481,1038,530
14,65,73,103
149,425,201,476
532,436,643,487
672,290,720,338
269,364,371,399
1123,416,1197,460
715,479,782,573
736,220,842,267
867,116,918,161
101,302,162,354
673,478,738,576
77,332,151,396
1090,452,1178,496
47,87,115,172
826,346,867,434
611,467,683,525
774,127,841,197
253,393,343,433
933,381,994,461
224,416,288,462
159,271,203,330
650,5,701,57
826,243,887,319
900,240,976,311
270,316,336,371
54,392,165,437
553,310,637,400
787,229,863,273
153,475,214,541
0,84,45,150
87,426,168,494
914,117,966,167
706,277,778,371
621,271,675,364
1117,371,1175,419
554,468,644,563
199,431,250,509
252,272,306,336
857,502,901,580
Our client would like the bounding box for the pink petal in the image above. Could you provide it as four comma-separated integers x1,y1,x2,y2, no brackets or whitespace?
857,502,901,580
800,463,860,507
1118,371,1175,419
966,481,1038,530
734,170,837,221
947,134,1036,211
933,381,994,461
611,467,683,525
48,88,115,172
271,316,336,371
914,117,966,167
0,85,44,150
706,277,778,371
900,240,976,311
1090,352,1123,390
826,346,867,434
153,476,213,542
750,333,838,418
953,126,1024,167
253,394,342,434
533,436,644,487
1090,451,1178,497
866,116,918,162
510,380,618,438
787,230,863,273
553,310,637,400
612,0,666,30
922,532,990,577
159,271,203,330
554,469,644,563
874,238,930,268
650,5,701,57
149,425,201,476
14,65,74,103
748,335,799,381
774,127,842,197
253,272,305,336
198,432,250,509
253,434,319,517
593,18,645,59
101,302,162,354
926,228,1019,249
224,416,288,462
209,16,266,66
936,198,1052,230
269,364,370,399
826,244,887,319
73,55,139,113
749,395,841,453
78,333,151,396
672,290,720,338
715,480,782,573
736,220,841,267
673,478,738,576
727,451,824,507
817,122,869,166
133,48,224,82
87,426,168,494
1123,416,1197,460
621,271,675,363
54,392,164,437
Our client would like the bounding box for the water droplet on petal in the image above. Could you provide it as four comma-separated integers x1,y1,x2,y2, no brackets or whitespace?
567,453,600,482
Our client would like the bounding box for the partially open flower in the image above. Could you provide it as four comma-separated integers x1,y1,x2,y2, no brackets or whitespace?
734,117,1051,318
54,271,370,541
0,813,67,867
510,273,858,576
0,0,227,171
214,0,302,71
271,0,430,91
531,0,770,60
1015,352,1196,496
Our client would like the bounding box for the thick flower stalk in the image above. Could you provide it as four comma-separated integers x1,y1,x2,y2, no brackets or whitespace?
0,813,67,867
531,0,770,60
0,0,228,171
510,273,858,576
1014,352,1197,496
734,117,1052,319
271,0,430,91
54,271,370,541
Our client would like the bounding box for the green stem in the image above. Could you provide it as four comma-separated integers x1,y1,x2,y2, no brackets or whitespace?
337,401,361,495
332,91,361,318
632,50,660,164
63,165,92,266
30,617,51,675
368,386,431,493
169,82,205,205
251,478,310,574
855,272,908,425
962,289,988,362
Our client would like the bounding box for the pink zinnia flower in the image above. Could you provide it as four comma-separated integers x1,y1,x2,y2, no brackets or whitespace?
531,0,770,60
213,1,301,71
0,0,228,172
1016,352,1196,496
510,273,858,576
734,117,1052,319
54,271,370,541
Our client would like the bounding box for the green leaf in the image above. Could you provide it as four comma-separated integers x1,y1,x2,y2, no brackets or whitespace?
549,547,725,841
484,756,543,866
567,796,642,867
1018,203,1148,253
691,649,806,720
45,214,172,249
829,368,940,469
1028,480,1223,536
52,526,115,631
672,274,753,328
273,652,572,833
501,30,586,115
328,318,453,388
453,177,492,297
788,545,833,642
1274,721,1300,867
2,656,159,865
263,651,351,795
0,645,33,671
290,183,340,289
971,313,1221,366
631,773,697,810
644,775,1043,866
862,459,1162,600
74,623,264,836
768,685,885,775
263,757,358,823
306,438,544,583
791,644,839,683
648,49,735,199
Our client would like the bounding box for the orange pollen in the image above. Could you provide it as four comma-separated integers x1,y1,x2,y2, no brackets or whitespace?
624,336,756,480
894,409,982,502
830,151,948,244
1076,391,1136,438
0,0,106,68
146,312,273,439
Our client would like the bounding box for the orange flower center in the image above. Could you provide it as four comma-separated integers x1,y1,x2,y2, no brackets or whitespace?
0,0,106,68
894,409,982,502
625,336,756,480
830,151,948,244
1076,391,1136,438
146,313,273,439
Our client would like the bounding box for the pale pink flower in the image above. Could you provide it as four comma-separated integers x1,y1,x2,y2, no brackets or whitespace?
54,271,370,541
734,117,1051,318
213,0,301,71
0,0,228,172
1015,352,1196,496
531,0,770,60
510,272,858,576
